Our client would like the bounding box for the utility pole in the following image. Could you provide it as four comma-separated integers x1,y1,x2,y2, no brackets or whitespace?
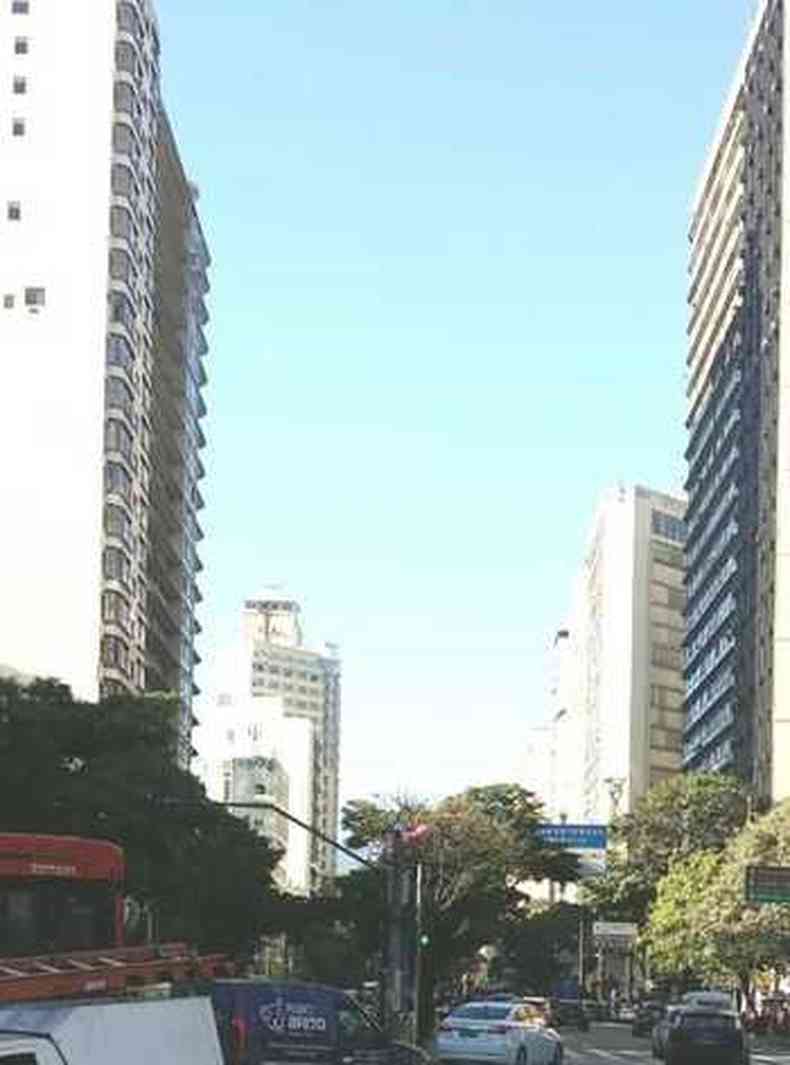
384,828,406,1029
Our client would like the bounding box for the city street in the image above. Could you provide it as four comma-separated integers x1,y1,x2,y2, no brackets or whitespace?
560,1023,790,1065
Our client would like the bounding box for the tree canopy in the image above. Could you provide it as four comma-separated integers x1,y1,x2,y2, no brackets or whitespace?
582,773,748,926
340,783,578,992
645,799,790,990
0,677,279,954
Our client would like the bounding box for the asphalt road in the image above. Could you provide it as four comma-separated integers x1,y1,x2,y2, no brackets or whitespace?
561,1021,790,1065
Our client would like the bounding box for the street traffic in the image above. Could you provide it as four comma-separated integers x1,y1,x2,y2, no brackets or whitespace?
558,1021,790,1065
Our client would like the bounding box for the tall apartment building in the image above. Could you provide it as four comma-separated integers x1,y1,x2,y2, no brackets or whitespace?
562,486,686,822
684,0,790,803
0,1,209,758
242,595,342,892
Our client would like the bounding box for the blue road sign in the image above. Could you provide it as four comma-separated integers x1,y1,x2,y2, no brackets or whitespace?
537,823,608,850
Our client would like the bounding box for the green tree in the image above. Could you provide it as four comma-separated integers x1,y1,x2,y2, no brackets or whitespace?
498,902,582,994
645,800,790,990
644,850,722,988
0,678,279,954
341,784,578,1009
582,773,748,926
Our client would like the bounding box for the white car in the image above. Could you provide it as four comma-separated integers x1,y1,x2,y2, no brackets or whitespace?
436,1000,563,1065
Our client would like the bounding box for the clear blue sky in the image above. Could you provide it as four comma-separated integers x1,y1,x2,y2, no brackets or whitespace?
160,1,754,803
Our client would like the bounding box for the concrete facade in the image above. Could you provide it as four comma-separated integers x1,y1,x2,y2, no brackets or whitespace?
0,0,207,760
685,0,790,801
549,486,686,822
243,596,341,892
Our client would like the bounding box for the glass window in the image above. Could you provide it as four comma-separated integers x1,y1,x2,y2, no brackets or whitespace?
102,590,130,627
111,163,136,200
104,462,132,500
103,546,130,583
652,510,687,543
112,122,136,157
101,635,129,671
2,295,14,309
11,1,30,13
109,248,135,284
114,42,137,77
7,202,20,221
109,290,135,330
104,503,132,544
117,1,142,40
12,76,26,94
12,118,25,137
107,333,134,372
13,37,28,55
105,376,134,416
105,418,133,460
24,287,44,308
110,205,134,240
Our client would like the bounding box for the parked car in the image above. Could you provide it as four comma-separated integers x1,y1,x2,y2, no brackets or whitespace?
436,1000,563,1065
632,1001,665,1037
210,979,423,1065
551,1000,589,1031
652,1005,683,1059
665,1009,749,1065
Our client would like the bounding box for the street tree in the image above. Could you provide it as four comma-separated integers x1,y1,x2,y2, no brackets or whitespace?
341,784,578,1002
498,902,582,994
644,850,722,988
645,799,790,990
582,773,748,926
0,677,279,954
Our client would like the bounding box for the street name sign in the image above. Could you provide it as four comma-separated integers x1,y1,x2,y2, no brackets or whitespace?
537,824,608,850
746,865,790,904
592,921,637,939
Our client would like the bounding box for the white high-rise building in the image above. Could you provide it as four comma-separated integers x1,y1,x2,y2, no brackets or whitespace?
243,594,341,892
559,485,686,822
523,626,586,824
0,0,209,759
196,594,341,894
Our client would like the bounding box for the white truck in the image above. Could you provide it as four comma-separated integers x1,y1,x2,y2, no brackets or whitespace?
0,994,224,1065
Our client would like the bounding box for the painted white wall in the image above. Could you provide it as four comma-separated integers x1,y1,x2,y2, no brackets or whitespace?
0,1,116,699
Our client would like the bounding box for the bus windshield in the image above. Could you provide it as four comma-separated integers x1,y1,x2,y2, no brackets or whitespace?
0,878,116,955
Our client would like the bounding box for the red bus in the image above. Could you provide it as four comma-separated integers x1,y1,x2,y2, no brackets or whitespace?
0,834,125,956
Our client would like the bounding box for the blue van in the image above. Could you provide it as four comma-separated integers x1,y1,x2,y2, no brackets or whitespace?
210,979,421,1065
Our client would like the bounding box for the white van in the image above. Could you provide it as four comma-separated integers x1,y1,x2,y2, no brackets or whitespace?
0,995,223,1065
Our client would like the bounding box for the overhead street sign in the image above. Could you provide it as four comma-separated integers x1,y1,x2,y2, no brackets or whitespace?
537,824,608,850
746,865,790,905
593,921,637,941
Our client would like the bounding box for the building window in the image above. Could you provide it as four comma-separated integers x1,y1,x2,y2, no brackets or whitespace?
11,1,30,13
103,545,131,584
12,118,25,137
7,202,20,221
14,37,28,54
12,76,26,94
2,295,13,309
101,635,129,672
652,510,686,543
24,286,44,308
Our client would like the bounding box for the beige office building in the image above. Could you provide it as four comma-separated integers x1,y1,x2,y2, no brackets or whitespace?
556,485,686,822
